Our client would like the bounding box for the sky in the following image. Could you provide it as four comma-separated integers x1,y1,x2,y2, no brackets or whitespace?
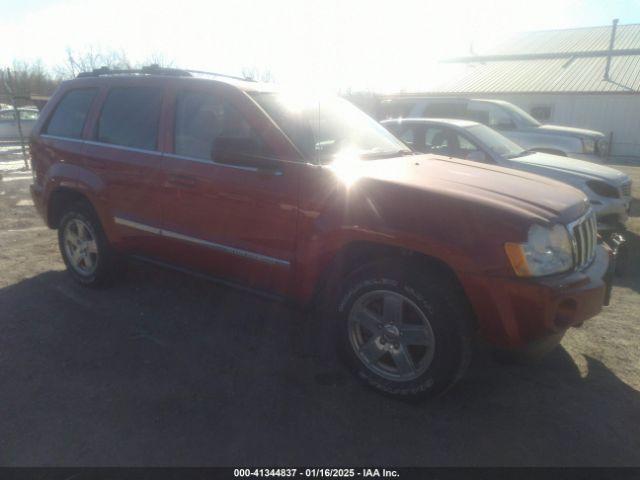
1,0,640,92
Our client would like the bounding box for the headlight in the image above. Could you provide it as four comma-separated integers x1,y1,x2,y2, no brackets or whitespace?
505,224,573,277
596,138,609,156
582,137,596,154
586,180,619,198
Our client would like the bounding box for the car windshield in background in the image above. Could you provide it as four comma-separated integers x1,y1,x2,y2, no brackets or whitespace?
0,109,39,121
251,93,408,163
499,102,541,127
466,124,528,158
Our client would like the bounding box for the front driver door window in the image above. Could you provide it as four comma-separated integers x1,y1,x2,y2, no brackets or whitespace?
160,86,300,295
455,134,489,161
423,127,455,155
390,124,424,151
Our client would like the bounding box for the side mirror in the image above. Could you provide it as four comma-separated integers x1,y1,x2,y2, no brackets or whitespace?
465,150,489,162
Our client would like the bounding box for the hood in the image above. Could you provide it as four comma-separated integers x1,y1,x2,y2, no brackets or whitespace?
343,154,589,224
508,152,630,185
536,124,605,139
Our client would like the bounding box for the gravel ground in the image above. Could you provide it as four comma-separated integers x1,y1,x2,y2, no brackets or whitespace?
0,156,638,466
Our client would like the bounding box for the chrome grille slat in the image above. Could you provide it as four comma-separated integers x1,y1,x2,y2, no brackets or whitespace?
569,211,597,270
590,216,596,256
578,223,586,265
621,182,631,197
586,218,592,260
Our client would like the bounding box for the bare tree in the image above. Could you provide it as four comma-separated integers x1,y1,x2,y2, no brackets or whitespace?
139,52,175,69
0,60,60,105
55,47,132,79
241,66,275,83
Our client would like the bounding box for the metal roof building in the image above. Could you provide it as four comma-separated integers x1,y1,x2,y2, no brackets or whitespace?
428,22,640,159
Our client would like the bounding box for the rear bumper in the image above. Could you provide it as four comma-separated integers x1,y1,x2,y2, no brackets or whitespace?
459,245,612,349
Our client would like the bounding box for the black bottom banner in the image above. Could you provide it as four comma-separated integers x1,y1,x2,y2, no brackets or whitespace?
0,468,637,480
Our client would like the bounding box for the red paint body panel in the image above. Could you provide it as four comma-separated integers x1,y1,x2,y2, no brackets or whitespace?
29,74,611,349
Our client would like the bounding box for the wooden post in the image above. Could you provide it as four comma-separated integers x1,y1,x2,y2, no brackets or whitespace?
3,69,29,170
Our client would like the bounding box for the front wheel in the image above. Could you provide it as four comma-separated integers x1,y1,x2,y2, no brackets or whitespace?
335,260,474,400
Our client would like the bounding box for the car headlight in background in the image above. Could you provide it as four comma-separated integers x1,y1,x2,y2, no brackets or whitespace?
505,224,573,277
582,137,596,154
586,180,619,198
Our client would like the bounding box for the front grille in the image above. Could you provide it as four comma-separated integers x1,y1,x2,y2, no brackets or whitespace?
570,212,597,269
621,181,632,197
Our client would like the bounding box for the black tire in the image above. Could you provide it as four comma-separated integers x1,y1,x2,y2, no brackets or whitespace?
57,200,121,287
334,259,474,400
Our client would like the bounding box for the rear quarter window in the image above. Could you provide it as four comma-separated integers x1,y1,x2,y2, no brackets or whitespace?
422,102,468,119
97,87,163,150
45,88,97,139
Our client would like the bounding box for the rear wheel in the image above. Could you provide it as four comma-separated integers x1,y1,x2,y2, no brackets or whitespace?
335,260,474,400
58,201,121,287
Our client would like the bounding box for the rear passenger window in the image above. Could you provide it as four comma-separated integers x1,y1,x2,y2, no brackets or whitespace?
97,87,162,150
45,89,97,139
174,90,269,161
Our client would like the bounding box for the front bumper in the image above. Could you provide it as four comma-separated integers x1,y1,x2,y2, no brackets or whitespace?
591,197,631,230
459,244,612,349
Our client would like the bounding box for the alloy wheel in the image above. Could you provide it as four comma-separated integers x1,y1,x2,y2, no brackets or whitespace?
63,218,99,276
347,289,435,381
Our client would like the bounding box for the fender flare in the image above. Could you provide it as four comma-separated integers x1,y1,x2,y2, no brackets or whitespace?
44,163,109,228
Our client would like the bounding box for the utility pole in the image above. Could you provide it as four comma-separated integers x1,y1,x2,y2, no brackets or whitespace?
3,68,29,170
603,18,619,81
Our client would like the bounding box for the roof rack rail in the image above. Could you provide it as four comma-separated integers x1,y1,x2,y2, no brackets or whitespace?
185,69,256,82
76,65,257,82
77,65,191,78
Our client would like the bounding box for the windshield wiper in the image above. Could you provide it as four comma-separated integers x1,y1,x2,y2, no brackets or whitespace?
505,149,536,159
361,149,416,159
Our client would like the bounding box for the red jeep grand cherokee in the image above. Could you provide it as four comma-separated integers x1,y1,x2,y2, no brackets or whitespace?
29,67,613,399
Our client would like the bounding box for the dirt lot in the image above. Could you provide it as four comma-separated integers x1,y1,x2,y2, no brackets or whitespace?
0,154,639,466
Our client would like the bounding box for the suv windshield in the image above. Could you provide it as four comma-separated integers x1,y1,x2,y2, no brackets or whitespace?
251,93,408,163
466,124,529,158
497,101,541,127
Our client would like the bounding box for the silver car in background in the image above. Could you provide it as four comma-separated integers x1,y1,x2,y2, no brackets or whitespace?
382,117,632,232
378,97,608,163
0,107,39,142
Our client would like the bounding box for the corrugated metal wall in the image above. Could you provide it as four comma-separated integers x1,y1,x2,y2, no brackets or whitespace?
466,93,640,158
